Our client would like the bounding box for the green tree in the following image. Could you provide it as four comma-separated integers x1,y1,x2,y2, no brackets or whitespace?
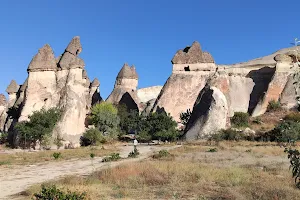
80,128,106,146
15,108,61,149
180,109,192,126
90,102,120,134
117,104,140,135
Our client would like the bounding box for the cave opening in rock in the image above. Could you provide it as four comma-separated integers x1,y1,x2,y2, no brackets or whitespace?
184,66,190,71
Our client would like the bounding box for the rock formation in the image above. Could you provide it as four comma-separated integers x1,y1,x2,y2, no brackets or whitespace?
0,94,7,132
3,36,102,147
184,85,228,140
106,63,140,111
152,41,217,122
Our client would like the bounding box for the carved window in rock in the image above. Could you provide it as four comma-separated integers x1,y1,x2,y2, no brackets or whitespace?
184,66,190,71
116,79,122,86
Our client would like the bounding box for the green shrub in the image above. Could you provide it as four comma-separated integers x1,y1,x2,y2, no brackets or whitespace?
80,128,106,146
53,134,64,150
284,148,300,188
90,153,95,159
284,112,300,122
180,109,192,127
137,130,152,142
52,152,61,160
272,121,300,143
252,117,263,124
152,149,173,159
0,132,8,144
267,100,282,112
220,129,245,141
231,112,249,127
207,148,218,152
33,185,86,200
128,146,140,158
102,153,121,162
15,108,61,149
89,102,120,134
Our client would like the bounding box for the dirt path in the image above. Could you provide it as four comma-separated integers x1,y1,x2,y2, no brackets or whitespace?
0,145,179,200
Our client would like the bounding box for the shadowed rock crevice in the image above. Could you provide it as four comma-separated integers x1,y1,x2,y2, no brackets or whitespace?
119,92,139,112
246,67,276,114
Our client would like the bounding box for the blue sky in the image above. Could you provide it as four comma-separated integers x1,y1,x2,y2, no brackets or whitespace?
0,0,299,98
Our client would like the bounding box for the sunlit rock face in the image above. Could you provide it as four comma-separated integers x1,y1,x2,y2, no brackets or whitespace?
4,36,101,147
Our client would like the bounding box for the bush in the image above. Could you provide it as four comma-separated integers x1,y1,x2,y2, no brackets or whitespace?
0,132,8,144
272,121,300,143
267,100,282,112
137,130,152,142
152,149,173,160
231,112,249,127
15,108,61,149
80,128,106,146
128,146,140,158
207,148,218,152
210,129,245,142
284,112,300,122
33,185,86,200
180,109,192,127
102,153,121,162
284,148,300,188
89,102,120,134
52,152,61,160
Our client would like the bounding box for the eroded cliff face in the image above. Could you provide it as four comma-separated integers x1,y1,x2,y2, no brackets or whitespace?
2,37,102,146
153,41,298,139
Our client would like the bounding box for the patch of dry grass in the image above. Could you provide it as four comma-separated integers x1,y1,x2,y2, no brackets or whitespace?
0,145,117,166
23,142,300,200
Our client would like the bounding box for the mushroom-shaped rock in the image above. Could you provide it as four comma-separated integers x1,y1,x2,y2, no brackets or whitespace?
66,36,82,56
91,78,100,87
27,44,57,72
6,80,19,94
0,94,7,106
172,41,214,64
274,54,293,63
58,37,85,69
117,63,139,79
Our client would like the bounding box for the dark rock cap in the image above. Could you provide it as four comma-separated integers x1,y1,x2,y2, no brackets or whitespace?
58,37,85,69
0,94,7,106
274,54,293,63
6,80,19,94
91,78,100,87
172,41,215,64
66,36,82,56
117,63,139,79
27,44,57,72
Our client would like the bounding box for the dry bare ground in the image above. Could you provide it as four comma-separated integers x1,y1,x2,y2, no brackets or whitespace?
22,141,300,200
0,145,179,200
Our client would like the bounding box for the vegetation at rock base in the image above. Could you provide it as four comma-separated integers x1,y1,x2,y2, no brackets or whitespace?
80,128,106,146
180,108,192,127
267,100,282,112
89,102,120,135
14,108,61,149
231,112,249,127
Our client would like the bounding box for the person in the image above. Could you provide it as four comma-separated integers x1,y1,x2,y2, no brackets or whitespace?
133,137,138,151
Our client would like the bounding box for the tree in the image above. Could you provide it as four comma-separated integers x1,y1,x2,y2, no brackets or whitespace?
117,103,140,135
15,108,61,149
90,102,120,134
180,109,192,127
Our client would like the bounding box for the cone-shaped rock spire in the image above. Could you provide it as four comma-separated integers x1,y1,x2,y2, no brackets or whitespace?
58,36,85,69
117,63,138,79
91,78,100,87
6,80,19,94
27,44,57,72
